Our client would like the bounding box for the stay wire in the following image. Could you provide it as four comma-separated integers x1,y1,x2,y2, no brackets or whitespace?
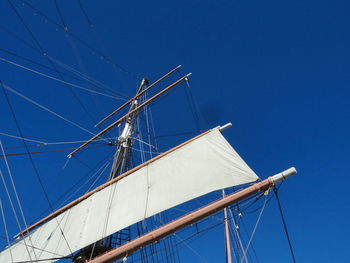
11,255,72,263
274,186,297,263
227,208,247,263
77,0,93,26
31,149,114,224
0,193,14,262
6,0,44,55
77,0,130,86
0,170,35,261
0,40,126,98
0,131,45,145
0,81,74,256
0,144,104,157
178,68,202,131
1,82,108,141
0,46,99,93
0,56,120,100
240,194,269,263
18,0,140,79
6,0,112,129
0,141,31,237
53,0,67,30
46,55,127,99
0,24,37,51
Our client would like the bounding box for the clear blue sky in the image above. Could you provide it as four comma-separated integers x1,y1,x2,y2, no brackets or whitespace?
0,0,349,262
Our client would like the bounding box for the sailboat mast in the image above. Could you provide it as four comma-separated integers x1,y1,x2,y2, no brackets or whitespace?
72,78,150,262
108,78,149,180
223,191,233,263
88,168,297,263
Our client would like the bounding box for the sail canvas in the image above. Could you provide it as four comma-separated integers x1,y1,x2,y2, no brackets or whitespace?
0,127,259,262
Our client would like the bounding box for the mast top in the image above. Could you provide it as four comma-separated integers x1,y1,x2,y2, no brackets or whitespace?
68,72,191,158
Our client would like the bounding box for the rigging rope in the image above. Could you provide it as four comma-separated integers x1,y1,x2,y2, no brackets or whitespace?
0,82,74,256
173,233,209,263
0,168,35,261
76,0,138,94
274,187,297,263
0,194,14,262
0,145,104,157
11,256,72,263
1,81,109,140
46,55,127,99
31,150,114,223
0,131,117,147
0,141,31,236
0,44,126,99
183,76,202,131
0,56,122,100
240,193,269,263
0,24,37,51
6,0,121,129
0,132,45,145
18,0,139,79
227,206,248,263
53,0,67,31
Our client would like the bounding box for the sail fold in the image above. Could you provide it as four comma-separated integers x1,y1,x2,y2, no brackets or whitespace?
0,128,258,262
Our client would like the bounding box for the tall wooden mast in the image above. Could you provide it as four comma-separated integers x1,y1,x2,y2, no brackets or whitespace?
72,66,189,262
223,190,233,263
107,77,148,180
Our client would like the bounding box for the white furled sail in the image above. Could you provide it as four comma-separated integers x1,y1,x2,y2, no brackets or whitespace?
0,127,259,262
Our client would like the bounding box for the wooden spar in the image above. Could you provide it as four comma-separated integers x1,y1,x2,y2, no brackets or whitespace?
88,168,297,263
68,73,191,157
224,207,233,263
223,191,232,263
94,65,182,127
16,128,210,237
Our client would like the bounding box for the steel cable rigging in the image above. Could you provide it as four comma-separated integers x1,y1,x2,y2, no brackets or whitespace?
0,80,74,257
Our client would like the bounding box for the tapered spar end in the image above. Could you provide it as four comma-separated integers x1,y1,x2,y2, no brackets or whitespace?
185,73,192,79
219,122,232,132
271,167,297,184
